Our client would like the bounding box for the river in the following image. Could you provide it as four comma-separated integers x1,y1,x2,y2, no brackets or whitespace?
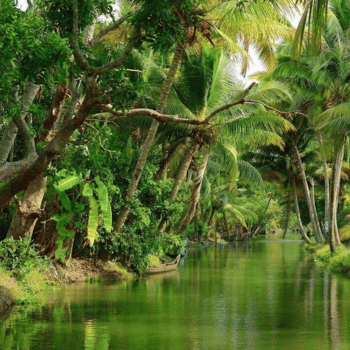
1,239,350,349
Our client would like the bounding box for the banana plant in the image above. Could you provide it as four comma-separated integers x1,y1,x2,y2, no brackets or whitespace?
52,169,112,261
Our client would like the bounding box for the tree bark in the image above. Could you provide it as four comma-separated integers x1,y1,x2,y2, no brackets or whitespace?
6,175,46,239
114,42,185,234
177,149,210,232
331,135,346,248
6,83,69,240
292,176,312,244
0,77,97,211
0,83,39,164
283,183,291,239
253,192,273,235
318,134,331,241
158,142,197,231
310,177,324,241
293,143,324,243
155,141,183,181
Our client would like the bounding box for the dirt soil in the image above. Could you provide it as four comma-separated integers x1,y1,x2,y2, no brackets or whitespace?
49,258,131,283
0,286,15,313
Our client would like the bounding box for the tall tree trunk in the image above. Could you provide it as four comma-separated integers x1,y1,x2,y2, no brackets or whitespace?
310,177,324,241
158,142,197,231
331,135,346,248
114,43,185,234
155,141,183,180
293,143,324,243
222,208,229,239
292,176,312,244
6,175,46,239
169,142,197,201
283,183,291,239
177,149,210,232
318,134,331,241
253,192,273,235
6,83,70,240
208,206,217,228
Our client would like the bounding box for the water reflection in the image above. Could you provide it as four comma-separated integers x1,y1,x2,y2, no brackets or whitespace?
1,241,350,349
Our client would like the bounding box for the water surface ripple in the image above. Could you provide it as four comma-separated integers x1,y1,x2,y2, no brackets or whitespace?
1,240,350,349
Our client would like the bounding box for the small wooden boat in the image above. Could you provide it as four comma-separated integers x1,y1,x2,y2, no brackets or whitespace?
145,254,181,274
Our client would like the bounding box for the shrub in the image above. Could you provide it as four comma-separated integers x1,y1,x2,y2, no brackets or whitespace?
0,237,47,278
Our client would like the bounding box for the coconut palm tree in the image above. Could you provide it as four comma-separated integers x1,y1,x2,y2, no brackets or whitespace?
154,47,293,232
113,0,298,234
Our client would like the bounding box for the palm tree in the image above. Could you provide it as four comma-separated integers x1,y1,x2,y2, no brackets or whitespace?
156,47,293,232
114,0,298,234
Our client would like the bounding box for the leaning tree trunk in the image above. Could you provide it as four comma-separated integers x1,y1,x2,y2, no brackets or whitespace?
318,134,331,241
310,177,324,241
292,176,312,244
293,143,324,243
253,192,273,235
331,135,346,249
177,149,210,233
208,206,217,228
6,22,98,242
283,183,291,239
155,141,183,180
158,142,197,231
114,43,185,234
6,83,69,240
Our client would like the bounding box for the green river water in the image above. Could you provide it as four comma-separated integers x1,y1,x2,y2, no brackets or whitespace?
1,239,350,349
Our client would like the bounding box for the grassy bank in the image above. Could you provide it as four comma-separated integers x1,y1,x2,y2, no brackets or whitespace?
0,238,132,311
306,243,350,277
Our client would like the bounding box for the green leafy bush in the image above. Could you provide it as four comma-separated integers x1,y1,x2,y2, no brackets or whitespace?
0,237,47,278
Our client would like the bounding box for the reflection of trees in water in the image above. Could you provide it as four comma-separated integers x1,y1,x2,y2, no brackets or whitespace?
295,255,344,349
330,275,341,349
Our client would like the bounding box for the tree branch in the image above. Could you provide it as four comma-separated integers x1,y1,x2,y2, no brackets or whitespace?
93,30,141,74
35,82,68,143
70,0,93,73
90,8,140,46
0,80,98,210
205,82,256,122
96,104,210,125
0,155,38,183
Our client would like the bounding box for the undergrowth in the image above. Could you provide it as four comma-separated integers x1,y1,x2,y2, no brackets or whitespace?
308,243,350,277
0,237,50,304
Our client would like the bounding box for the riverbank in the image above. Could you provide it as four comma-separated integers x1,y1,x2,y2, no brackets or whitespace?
0,258,132,313
306,243,350,277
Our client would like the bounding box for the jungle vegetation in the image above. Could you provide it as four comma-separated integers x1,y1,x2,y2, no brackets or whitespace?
1,0,350,274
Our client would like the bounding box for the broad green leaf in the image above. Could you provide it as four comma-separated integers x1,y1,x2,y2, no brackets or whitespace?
102,202,112,233
82,182,94,197
95,176,109,212
55,173,81,192
58,191,72,212
87,197,99,247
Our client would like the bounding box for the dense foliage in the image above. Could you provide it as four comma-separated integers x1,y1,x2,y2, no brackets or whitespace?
2,0,350,276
